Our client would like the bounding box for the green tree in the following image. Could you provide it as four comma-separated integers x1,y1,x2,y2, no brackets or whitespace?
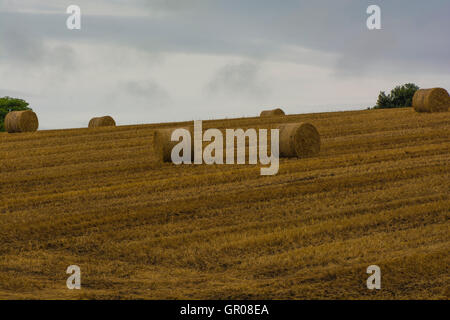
0,97,31,131
373,83,419,109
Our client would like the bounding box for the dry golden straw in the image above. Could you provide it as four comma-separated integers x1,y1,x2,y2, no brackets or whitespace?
260,108,285,117
88,116,116,128
412,88,450,113
278,123,321,158
5,110,39,133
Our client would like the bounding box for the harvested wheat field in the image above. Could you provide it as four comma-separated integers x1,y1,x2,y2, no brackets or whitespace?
0,107,449,300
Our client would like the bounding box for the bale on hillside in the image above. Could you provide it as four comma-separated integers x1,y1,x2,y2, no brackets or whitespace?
412,88,450,113
5,110,39,133
260,108,285,117
278,123,321,158
153,123,321,163
153,127,194,162
88,116,116,128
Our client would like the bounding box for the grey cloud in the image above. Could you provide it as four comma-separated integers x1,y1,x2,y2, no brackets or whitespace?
2,0,447,76
0,88,37,98
0,27,46,64
335,31,398,77
136,0,209,12
332,0,450,76
120,80,169,104
0,1,449,129
0,15,77,71
0,0,209,15
207,62,268,98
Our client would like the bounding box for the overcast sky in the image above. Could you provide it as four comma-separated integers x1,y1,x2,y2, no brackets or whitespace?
1,0,449,129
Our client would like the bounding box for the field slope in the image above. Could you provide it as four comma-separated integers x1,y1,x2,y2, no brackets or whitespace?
0,108,449,299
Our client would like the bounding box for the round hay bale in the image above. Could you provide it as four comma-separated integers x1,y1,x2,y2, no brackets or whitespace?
5,110,39,133
278,123,321,158
260,108,285,117
88,116,116,128
153,127,194,162
412,88,450,113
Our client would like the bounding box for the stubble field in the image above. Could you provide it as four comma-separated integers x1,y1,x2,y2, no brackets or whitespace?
0,107,449,299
